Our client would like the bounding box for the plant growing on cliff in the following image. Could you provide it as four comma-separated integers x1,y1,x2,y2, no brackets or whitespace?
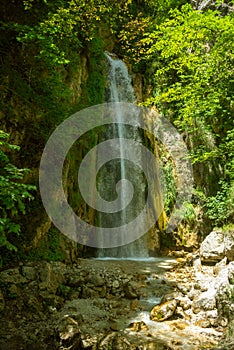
204,180,234,226
0,131,36,265
120,3,234,227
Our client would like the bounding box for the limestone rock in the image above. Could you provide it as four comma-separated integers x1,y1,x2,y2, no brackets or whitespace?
68,274,84,287
27,295,44,313
200,230,225,263
150,299,177,321
98,332,132,350
8,284,18,298
198,309,219,327
161,292,181,303
57,315,81,349
128,320,148,332
212,341,234,350
177,296,192,311
215,267,230,291
194,317,211,328
224,230,234,261
192,291,216,313
200,229,234,263
214,257,227,276
213,320,234,349
228,261,234,281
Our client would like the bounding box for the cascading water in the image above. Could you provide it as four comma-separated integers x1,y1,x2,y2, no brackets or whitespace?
97,52,148,258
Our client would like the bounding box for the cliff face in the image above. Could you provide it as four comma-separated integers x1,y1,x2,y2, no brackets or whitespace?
1,51,93,260
0,0,112,260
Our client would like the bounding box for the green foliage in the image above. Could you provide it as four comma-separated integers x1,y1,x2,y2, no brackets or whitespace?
204,181,234,225
162,161,177,215
0,0,136,142
177,202,196,224
120,2,234,227
142,4,234,132
0,131,36,265
15,0,136,67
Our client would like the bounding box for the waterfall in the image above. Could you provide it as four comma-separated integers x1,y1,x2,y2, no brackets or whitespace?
97,53,148,258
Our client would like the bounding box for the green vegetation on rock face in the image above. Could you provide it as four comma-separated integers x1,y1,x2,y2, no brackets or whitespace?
26,227,70,262
0,131,36,266
119,1,234,230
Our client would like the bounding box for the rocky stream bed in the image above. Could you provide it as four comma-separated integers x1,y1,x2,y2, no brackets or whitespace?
1,230,234,349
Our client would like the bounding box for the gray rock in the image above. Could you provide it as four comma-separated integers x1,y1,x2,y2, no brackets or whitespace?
112,280,120,289
213,257,227,276
224,230,234,261
21,266,36,280
215,267,230,293
192,291,216,313
200,230,225,263
177,296,192,310
200,229,234,263
228,261,234,282
92,274,105,287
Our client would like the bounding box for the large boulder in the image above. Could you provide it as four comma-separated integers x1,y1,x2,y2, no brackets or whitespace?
200,229,234,263
200,230,225,262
